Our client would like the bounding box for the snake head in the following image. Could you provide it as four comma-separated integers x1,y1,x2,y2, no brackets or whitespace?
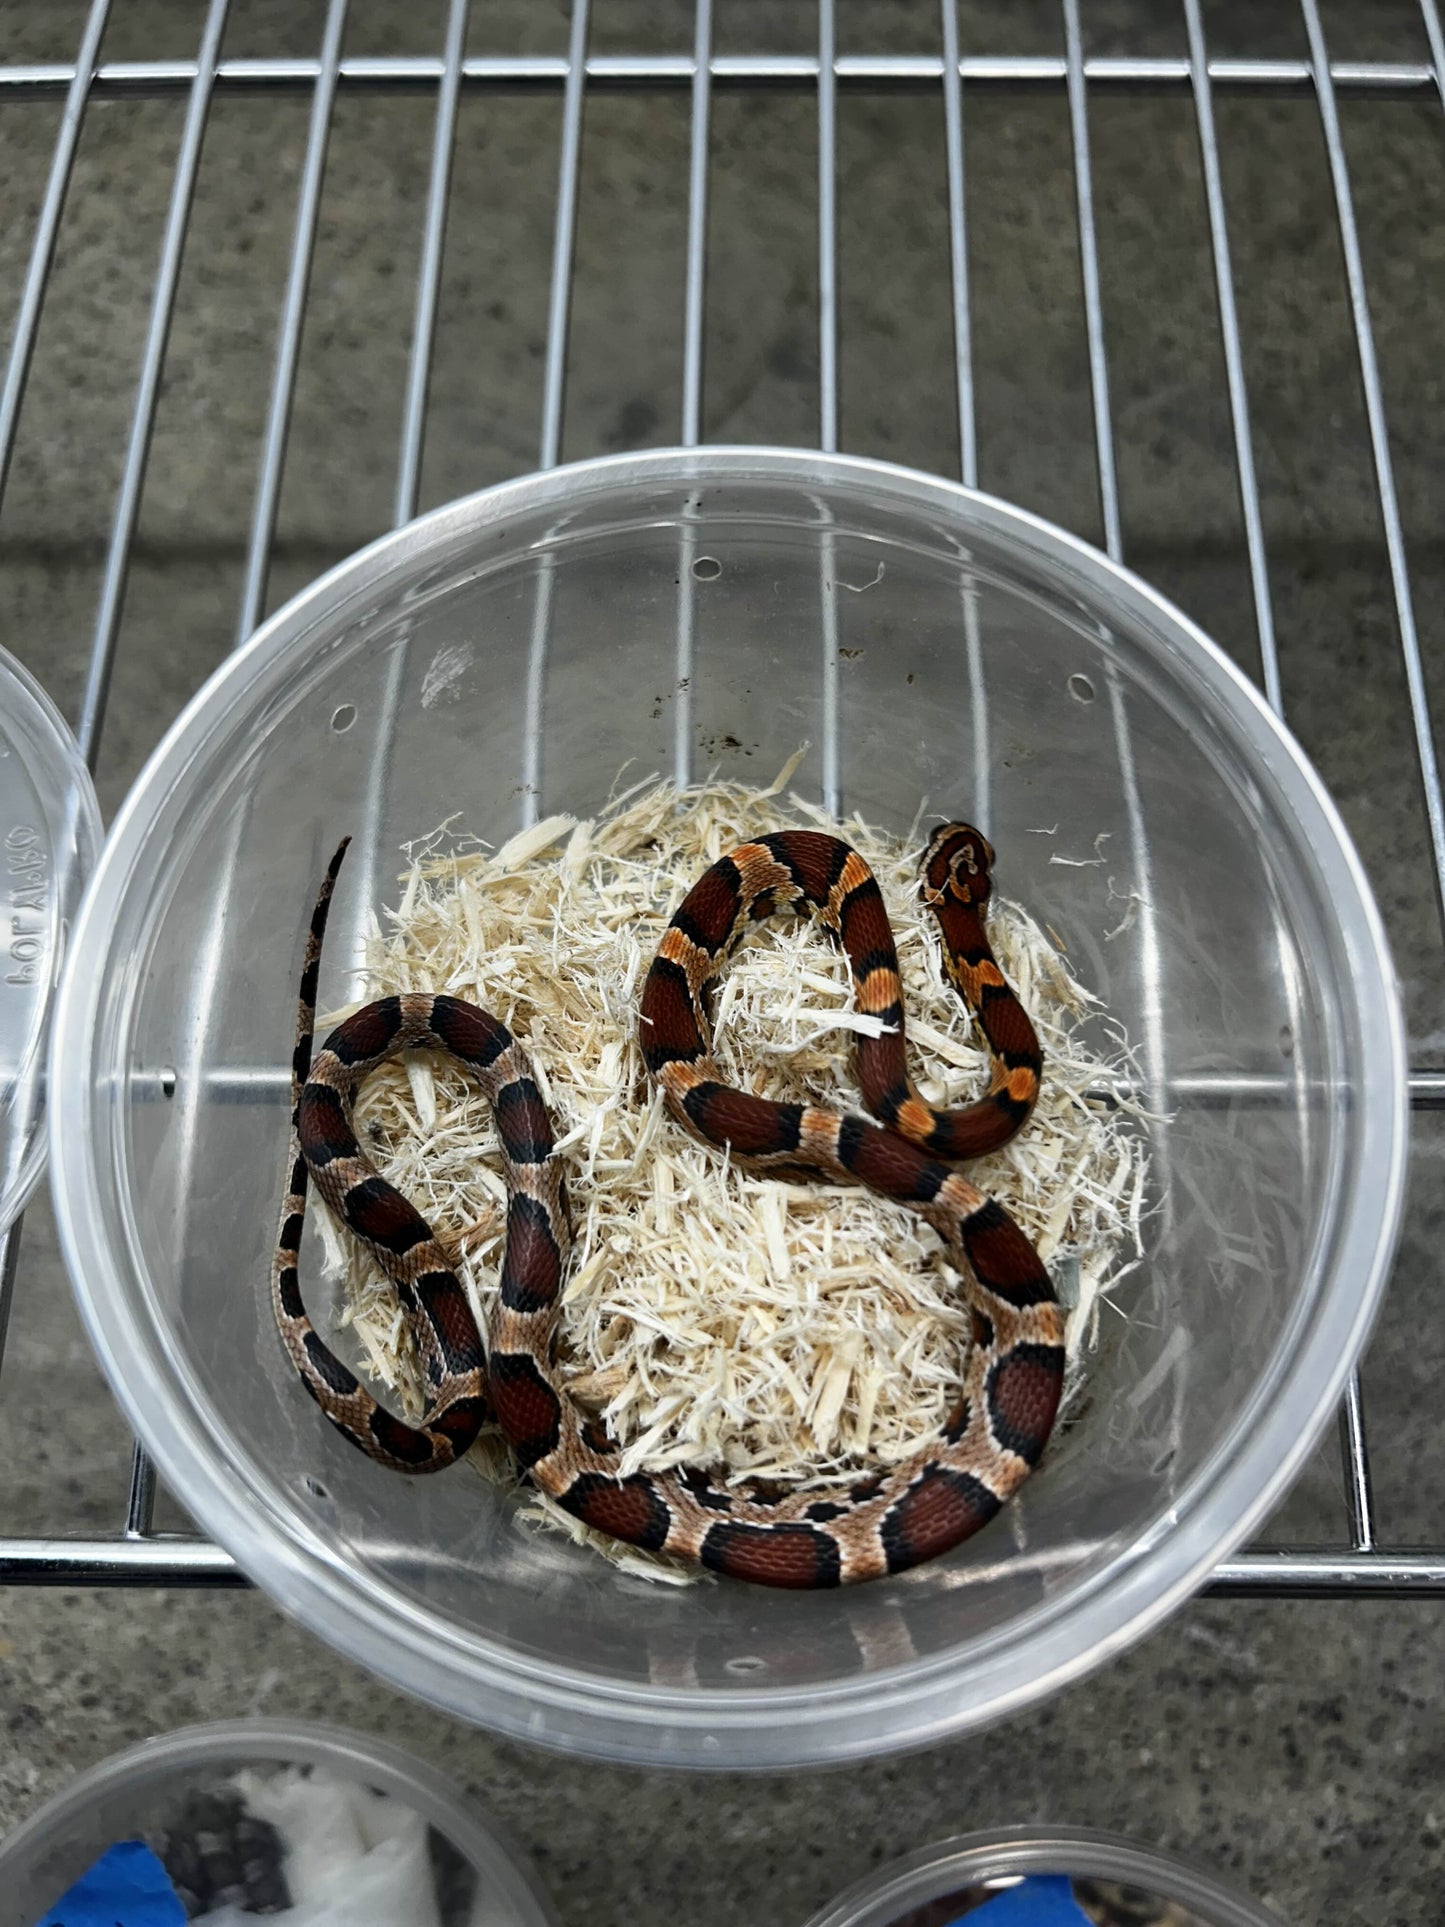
922,821,995,906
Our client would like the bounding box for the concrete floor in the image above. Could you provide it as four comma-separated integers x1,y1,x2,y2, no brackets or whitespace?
1,1,1444,1921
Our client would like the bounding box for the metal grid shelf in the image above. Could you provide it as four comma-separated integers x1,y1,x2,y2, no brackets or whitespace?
1,0,1443,1598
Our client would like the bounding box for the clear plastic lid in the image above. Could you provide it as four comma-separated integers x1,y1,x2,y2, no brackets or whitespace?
0,649,101,1234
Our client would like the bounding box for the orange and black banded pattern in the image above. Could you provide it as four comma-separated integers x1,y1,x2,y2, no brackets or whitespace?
273,822,1064,1589
271,837,566,1474
622,822,1065,1586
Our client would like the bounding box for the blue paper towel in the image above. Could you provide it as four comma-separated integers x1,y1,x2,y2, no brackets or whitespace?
38,1839,186,1927
950,1872,1093,1926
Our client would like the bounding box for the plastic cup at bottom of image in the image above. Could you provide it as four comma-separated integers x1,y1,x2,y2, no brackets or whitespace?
0,1718,558,1927
804,1826,1286,1927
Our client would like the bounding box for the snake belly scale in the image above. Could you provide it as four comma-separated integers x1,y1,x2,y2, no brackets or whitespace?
272,823,1066,1588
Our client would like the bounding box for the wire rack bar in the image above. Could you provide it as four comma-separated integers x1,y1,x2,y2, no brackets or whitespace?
679,0,712,452
1062,0,1121,567
1186,3,1378,1549
672,0,713,789
395,0,468,529
1060,3,1168,1122
123,1441,157,1539
0,5,1439,1595
1303,2,1445,939
0,1539,245,1585
817,2,839,458
1338,1377,1377,1552
538,0,589,473
81,0,233,1541
939,0,975,491
354,0,473,1001
938,0,990,826
1424,0,1445,108
0,55,1441,98
75,0,231,765
237,0,348,641
1208,1552,1445,1597
0,0,111,506
1182,0,1280,713
1297,0,1445,1557
1060,0,1379,1567
521,0,590,830
0,1225,23,1386
817,1,842,817
106,1066,1445,1109
0,1535,1440,1596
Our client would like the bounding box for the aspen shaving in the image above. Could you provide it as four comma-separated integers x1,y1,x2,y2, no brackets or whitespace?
318,758,1150,1582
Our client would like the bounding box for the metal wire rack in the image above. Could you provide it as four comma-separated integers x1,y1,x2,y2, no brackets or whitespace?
0,0,1442,1597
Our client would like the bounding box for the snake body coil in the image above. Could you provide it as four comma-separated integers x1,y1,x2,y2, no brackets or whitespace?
272,824,1065,1588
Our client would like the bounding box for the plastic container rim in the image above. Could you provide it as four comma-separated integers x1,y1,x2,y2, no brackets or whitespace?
47,446,1409,1768
0,643,102,1231
802,1823,1286,1927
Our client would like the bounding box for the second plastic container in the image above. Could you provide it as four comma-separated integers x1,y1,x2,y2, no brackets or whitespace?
804,1826,1285,1926
0,1719,557,1927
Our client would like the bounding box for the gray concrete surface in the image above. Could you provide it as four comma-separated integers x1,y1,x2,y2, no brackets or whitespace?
1,1,1443,1922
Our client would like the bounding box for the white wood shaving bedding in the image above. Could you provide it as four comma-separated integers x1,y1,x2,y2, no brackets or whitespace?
314,752,1150,1583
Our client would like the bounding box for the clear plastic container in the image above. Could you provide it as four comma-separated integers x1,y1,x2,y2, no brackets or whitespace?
805,1826,1284,1927
0,1717,558,1927
0,645,101,1232
49,448,1406,1767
